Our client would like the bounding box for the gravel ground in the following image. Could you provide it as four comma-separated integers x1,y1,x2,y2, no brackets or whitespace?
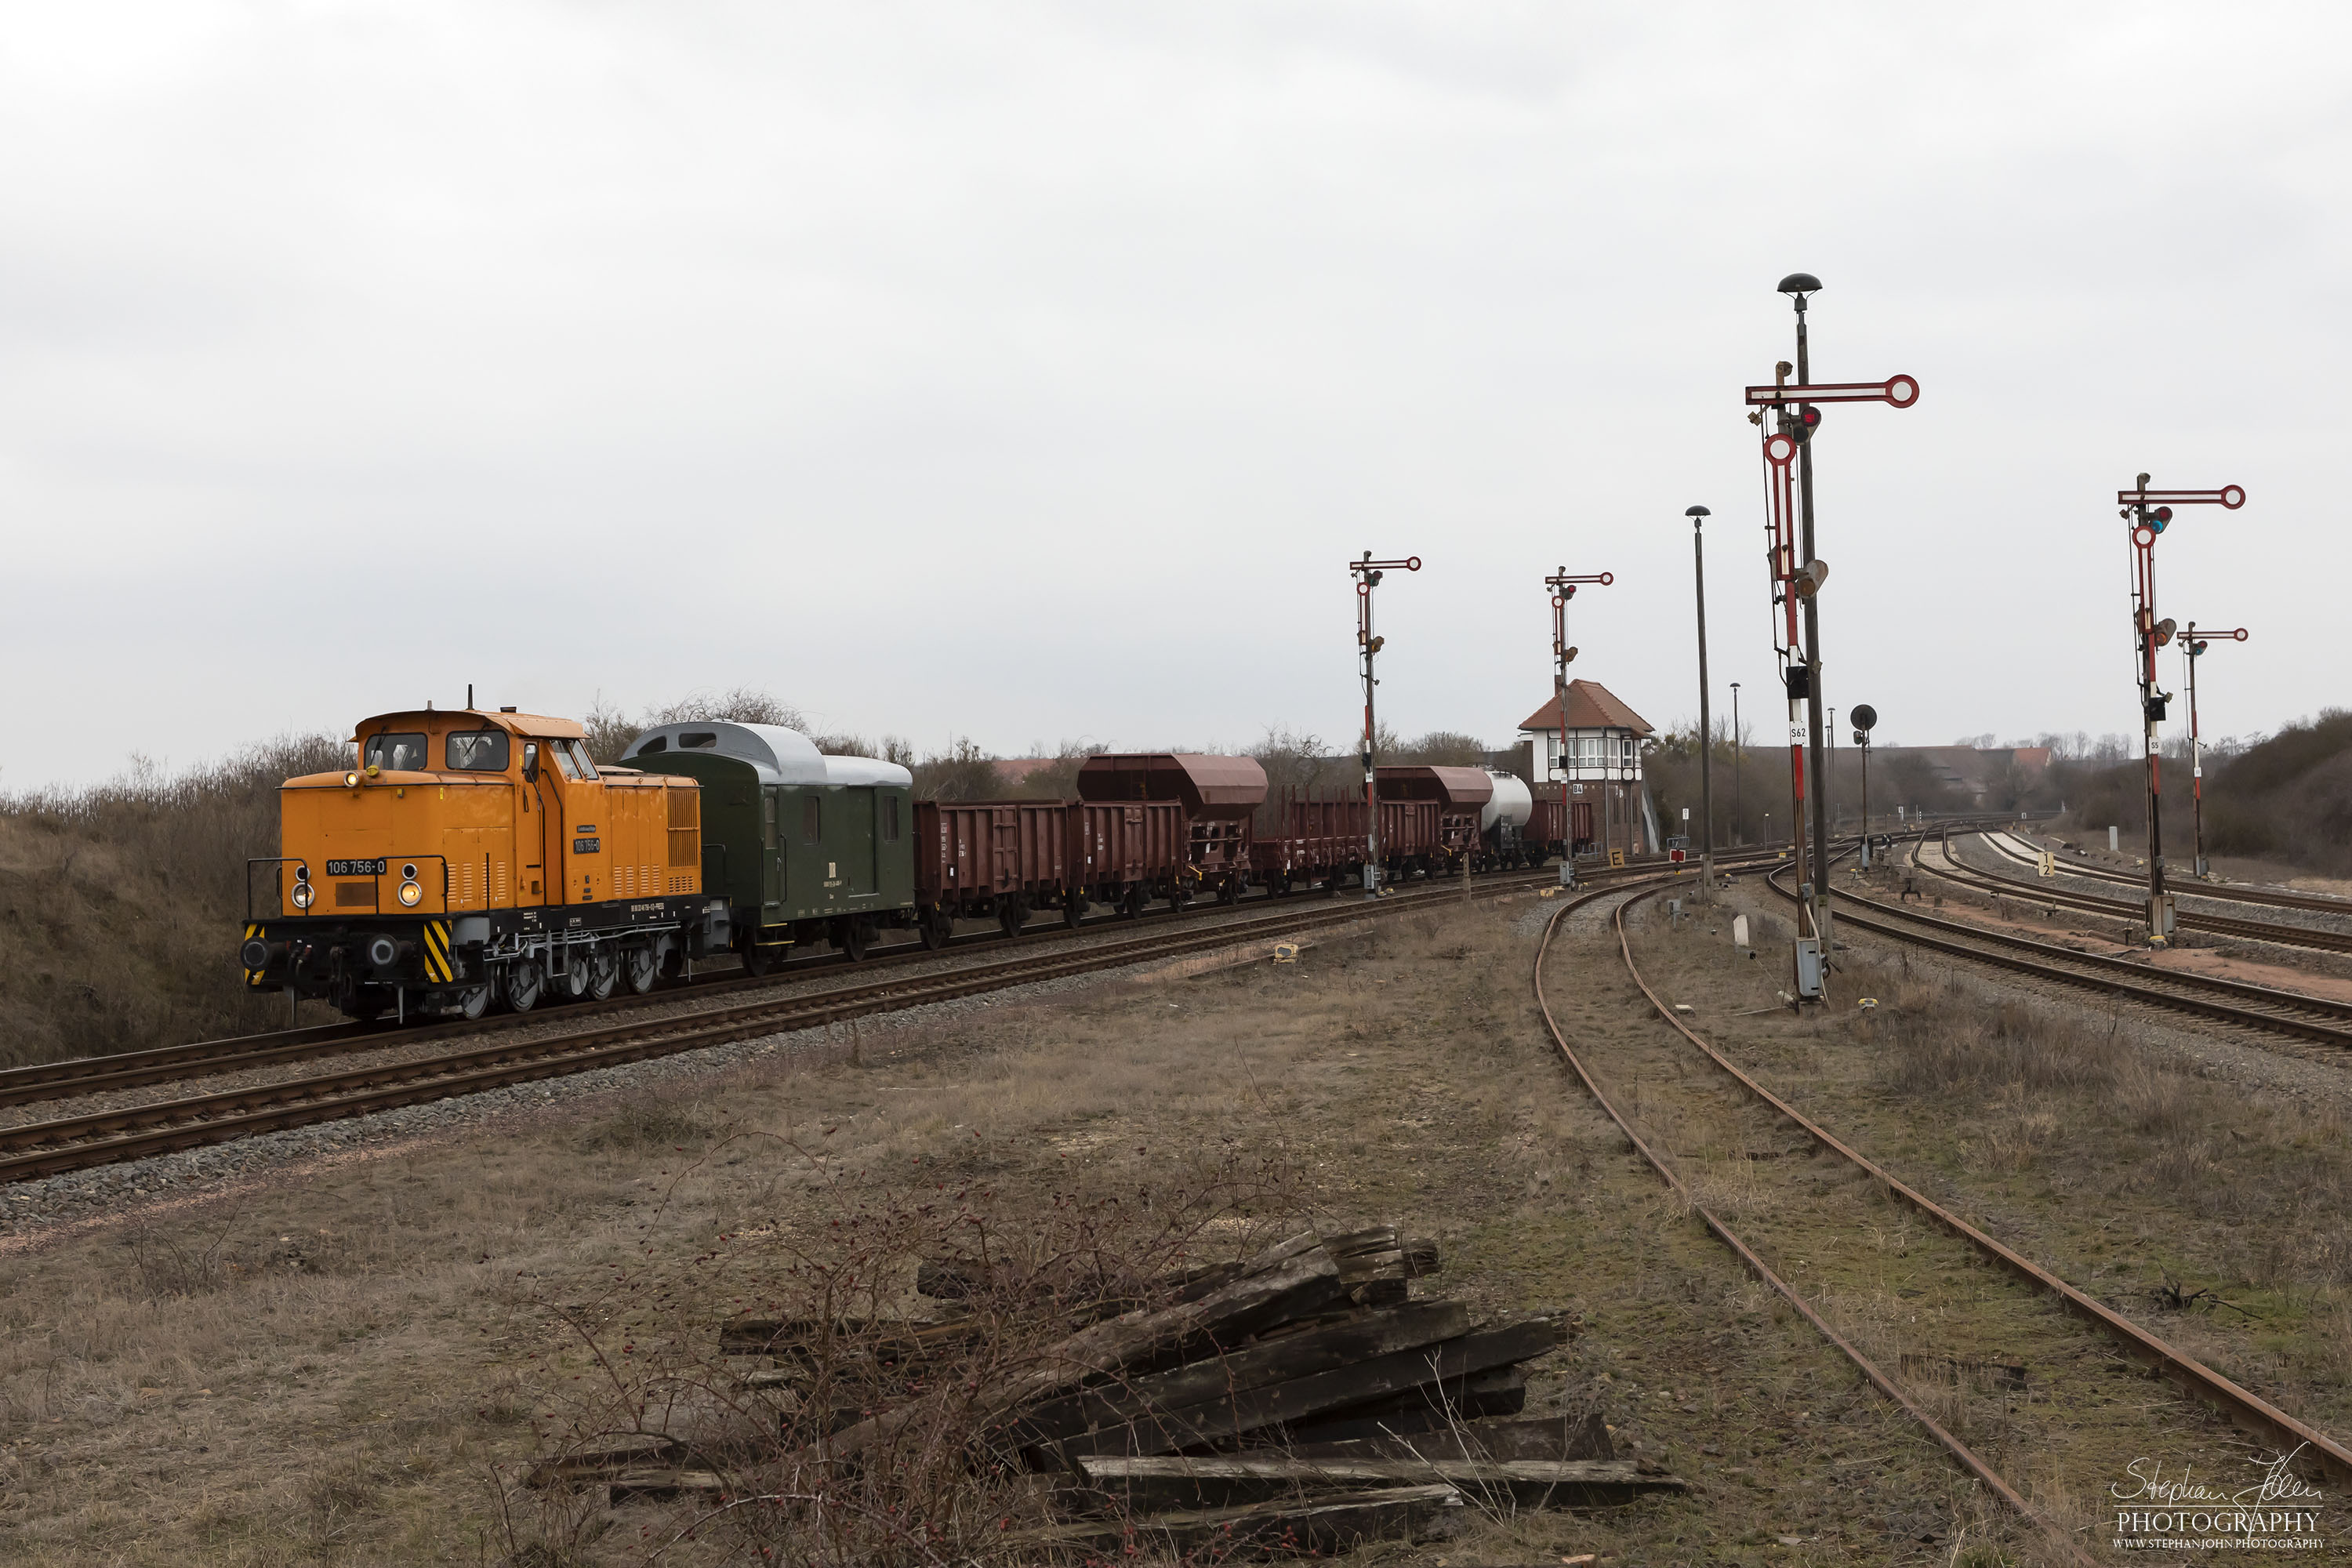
0,886,1534,1250
1752,869,2352,1119
1976,828,2352,943
1923,836,2352,988
0,935,1279,1247
0,886,1435,1135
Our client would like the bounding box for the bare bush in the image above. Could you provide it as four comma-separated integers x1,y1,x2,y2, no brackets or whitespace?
500,1139,1311,1566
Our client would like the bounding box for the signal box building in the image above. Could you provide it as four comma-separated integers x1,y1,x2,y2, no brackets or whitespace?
1517,679,1657,859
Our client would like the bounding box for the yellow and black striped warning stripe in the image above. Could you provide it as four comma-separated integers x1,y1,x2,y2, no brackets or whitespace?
243,923,264,986
421,920,455,983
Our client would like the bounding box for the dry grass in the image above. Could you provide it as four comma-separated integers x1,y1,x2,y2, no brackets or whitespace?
1,898,2124,1565
0,735,350,1069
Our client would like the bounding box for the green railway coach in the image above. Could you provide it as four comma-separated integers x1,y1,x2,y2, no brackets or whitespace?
618,722,916,967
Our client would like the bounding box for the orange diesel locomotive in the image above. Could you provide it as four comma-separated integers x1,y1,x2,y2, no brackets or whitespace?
239,706,725,1020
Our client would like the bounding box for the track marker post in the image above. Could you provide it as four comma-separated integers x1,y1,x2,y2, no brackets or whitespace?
1545,568,1615,884
1351,552,1420,894
1747,276,1920,999
2117,479,2246,939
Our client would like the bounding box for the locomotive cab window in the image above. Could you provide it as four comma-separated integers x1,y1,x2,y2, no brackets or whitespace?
445,730,510,771
364,732,430,772
802,796,821,844
565,741,600,779
550,743,583,782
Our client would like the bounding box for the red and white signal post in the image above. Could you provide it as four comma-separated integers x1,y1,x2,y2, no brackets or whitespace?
1544,568,1613,883
2118,477,2245,940
2181,620,2250,879
1747,274,1919,1000
1352,551,1421,892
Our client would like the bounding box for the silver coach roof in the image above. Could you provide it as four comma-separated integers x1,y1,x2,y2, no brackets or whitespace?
620,722,911,789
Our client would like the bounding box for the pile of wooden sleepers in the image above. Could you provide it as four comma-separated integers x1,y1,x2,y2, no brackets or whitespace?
793,1224,1680,1557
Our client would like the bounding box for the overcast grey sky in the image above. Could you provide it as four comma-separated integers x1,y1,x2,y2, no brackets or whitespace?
2,2,2343,788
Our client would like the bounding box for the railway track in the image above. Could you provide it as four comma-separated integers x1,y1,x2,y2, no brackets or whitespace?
1980,827,2352,920
1762,854,2352,1054
0,850,1773,1185
1926,831,2352,956
1532,880,2350,1555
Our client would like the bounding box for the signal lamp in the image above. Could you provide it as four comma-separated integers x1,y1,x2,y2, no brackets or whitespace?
1790,404,1823,444
291,881,315,909
344,771,361,788
401,863,418,880
398,880,423,907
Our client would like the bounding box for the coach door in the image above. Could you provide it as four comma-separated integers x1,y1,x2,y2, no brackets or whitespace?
762,789,784,917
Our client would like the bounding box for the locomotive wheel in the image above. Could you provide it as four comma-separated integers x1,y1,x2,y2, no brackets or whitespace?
624,945,659,995
1063,895,1087,930
585,946,619,1001
455,982,492,1021
505,960,543,1013
918,909,951,950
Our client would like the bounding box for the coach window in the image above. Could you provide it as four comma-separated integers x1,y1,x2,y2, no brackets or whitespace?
365,731,430,772
802,796,821,844
446,730,510,771
881,795,900,842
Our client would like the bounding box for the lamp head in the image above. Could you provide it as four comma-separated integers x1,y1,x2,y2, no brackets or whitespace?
1685,505,1710,517
1778,271,1822,297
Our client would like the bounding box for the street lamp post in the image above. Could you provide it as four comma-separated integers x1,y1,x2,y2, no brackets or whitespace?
1686,505,1716,895
2182,622,2250,879
1746,274,1919,996
1350,551,1421,893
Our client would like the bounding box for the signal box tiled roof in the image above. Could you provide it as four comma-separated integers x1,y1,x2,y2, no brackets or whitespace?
1517,679,1655,737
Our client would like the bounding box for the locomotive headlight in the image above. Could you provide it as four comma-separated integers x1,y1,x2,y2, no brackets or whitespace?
291,880,316,909
398,880,423,907
344,771,361,788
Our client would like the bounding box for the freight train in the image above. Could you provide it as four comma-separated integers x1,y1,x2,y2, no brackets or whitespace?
238,705,1553,1021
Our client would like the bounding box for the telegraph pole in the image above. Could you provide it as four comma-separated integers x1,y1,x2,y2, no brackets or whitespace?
2118,479,2244,941
2182,622,2249,879
1546,567,1614,881
1352,552,1421,893
1730,681,1742,844
1748,303,1918,996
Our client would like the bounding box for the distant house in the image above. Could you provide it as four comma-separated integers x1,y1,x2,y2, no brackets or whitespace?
990,758,1041,790
1516,679,1659,855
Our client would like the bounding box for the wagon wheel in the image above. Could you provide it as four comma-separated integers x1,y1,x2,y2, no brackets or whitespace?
1120,886,1146,920
742,941,773,978
837,920,869,963
585,946,619,1001
998,898,1029,938
1063,894,1088,930
624,945,660,995
918,909,952,950
504,960,543,1013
